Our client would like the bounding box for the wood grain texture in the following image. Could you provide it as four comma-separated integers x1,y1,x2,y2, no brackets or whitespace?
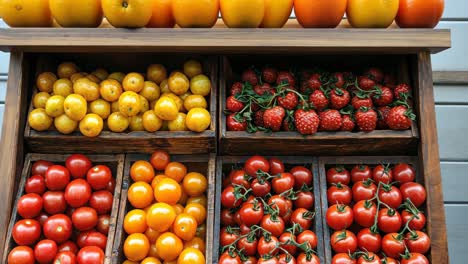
412,52,449,263
0,153,125,264
433,71,468,85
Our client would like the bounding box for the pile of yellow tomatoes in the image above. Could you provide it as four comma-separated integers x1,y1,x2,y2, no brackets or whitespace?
123,150,208,264
28,59,212,137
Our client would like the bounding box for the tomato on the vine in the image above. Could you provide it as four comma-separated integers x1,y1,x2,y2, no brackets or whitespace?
400,182,426,207
251,179,271,197
327,183,352,205
244,155,270,177
356,228,381,253
406,231,431,254
378,184,403,209
326,204,354,230
400,252,429,264
221,185,243,208
257,236,279,256
268,195,292,218
331,253,356,264
220,227,239,247
221,209,236,226
278,253,296,264
269,158,285,175
291,166,313,189
356,252,380,264
257,257,279,264
381,233,406,259
372,165,393,184
279,232,297,255
351,165,372,183
330,230,357,253
290,208,313,230
272,172,295,194
297,252,320,264
352,180,377,202
237,236,258,256
296,230,318,250
327,166,351,185
260,214,285,237
353,200,377,227
294,191,314,209
230,170,251,188
393,163,415,184
219,251,242,264
239,201,264,226
377,208,402,233
402,210,426,231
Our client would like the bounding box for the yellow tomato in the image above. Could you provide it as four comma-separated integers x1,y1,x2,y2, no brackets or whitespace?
49,0,103,27
156,232,183,261
184,237,205,253
177,248,205,264
140,81,161,101
102,0,153,28
128,181,154,209
57,62,79,79
183,60,203,79
129,115,145,131
172,213,197,241
147,0,175,28
183,203,206,225
145,227,161,243
146,203,177,232
74,78,100,102
141,257,162,264
64,94,87,121
92,68,109,81
0,0,52,27
154,178,182,205
183,95,207,111
54,114,78,134
53,79,73,97
119,91,141,117
108,112,130,132
190,75,211,96
172,0,219,28
186,108,211,132
139,95,150,113
123,72,145,93
221,0,265,28
111,101,120,112
33,92,51,109
168,71,190,95
155,97,179,121
36,72,57,93
160,79,170,94
124,209,148,234
261,0,293,28
108,72,126,83
172,204,185,215
142,110,163,132
182,172,207,197
100,79,123,102
168,113,188,131
186,195,207,207
161,93,184,112
70,73,86,83
45,95,65,117
347,0,399,28
147,64,167,85
79,113,103,137
124,233,150,262
89,99,111,119
28,108,53,131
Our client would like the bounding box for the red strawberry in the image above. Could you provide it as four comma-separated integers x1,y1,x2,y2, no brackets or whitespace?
333,72,345,88
394,84,412,100
309,90,329,111
355,107,377,132
359,76,376,90
341,115,355,131
230,82,243,96
263,106,286,132
227,113,247,131
254,110,265,127
277,92,298,110
364,68,384,83
277,71,296,87
254,83,274,96
330,88,351,110
372,85,394,106
242,69,258,86
319,110,342,131
262,67,278,84
377,106,391,129
386,106,414,130
306,76,322,91
226,95,245,112
294,109,320,135
351,95,373,109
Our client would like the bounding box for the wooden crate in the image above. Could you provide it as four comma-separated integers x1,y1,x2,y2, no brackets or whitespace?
112,154,216,263
1,153,124,264
317,156,439,263
24,53,217,154
219,55,419,156
214,156,325,264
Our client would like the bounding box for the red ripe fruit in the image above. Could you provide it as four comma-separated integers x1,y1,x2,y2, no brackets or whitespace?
309,90,329,111
394,84,412,100
373,85,394,106
277,92,298,110
330,88,351,110
294,109,320,135
242,69,258,86
387,106,414,130
262,67,278,84
254,110,265,127
254,83,274,96
263,106,286,132
333,72,346,88
319,110,342,131
377,106,391,129
341,115,355,131
230,82,243,96
355,107,377,132
226,113,247,131
364,68,384,83
306,76,322,91
277,71,296,87
351,95,373,110
226,95,245,112
359,76,376,90
282,118,294,131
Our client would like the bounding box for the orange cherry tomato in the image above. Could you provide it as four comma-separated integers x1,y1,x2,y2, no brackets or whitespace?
131,160,155,183
155,232,183,261
172,204,185,215
183,203,206,225
182,172,207,197
178,189,188,205
141,257,162,264
128,182,154,209
124,233,150,262
294,0,347,28
145,227,161,243
164,162,187,182
172,0,219,28
184,237,206,253
173,213,198,241
147,0,175,28
186,195,208,207
396,0,444,28
154,178,182,205
148,243,158,258
178,248,205,264
124,209,148,234
146,202,177,232
150,150,171,170
151,174,168,190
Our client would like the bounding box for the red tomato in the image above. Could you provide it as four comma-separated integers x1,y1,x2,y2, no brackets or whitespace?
36,212,49,226
219,251,242,264
268,195,292,218
261,214,285,237
381,257,398,264
76,230,94,248
272,172,295,194
251,179,271,197
400,182,427,207
331,253,356,264
221,209,236,226
297,253,320,264
378,185,403,209
377,208,402,233
392,163,415,184
45,165,71,191
76,246,104,264
32,160,54,176
81,231,107,250
89,190,114,214
54,251,77,264
400,253,429,264
352,180,377,202
291,208,313,230
25,175,46,195
237,236,258,256
297,230,318,250
372,165,393,184
34,239,58,264
43,214,73,243
12,219,41,246
402,210,426,231
58,240,79,254
327,166,351,185
243,256,257,264
17,193,43,218
64,179,92,208
257,257,279,264
269,158,285,175
96,214,111,235
326,204,354,230
279,232,297,255
239,201,264,226
43,191,67,214
396,0,444,28
8,246,35,264
382,233,406,259
351,165,372,183
353,200,377,227
291,166,313,189
357,228,381,253
244,155,270,177
230,169,250,189
72,207,98,231
149,149,170,170
66,154,93,178
294,191,314,209
106,177,116,193
257,236,279,256
239,224,251,235
220,227,239,246
327,183,352,205
330,230,357,253
406,231,431,254
278,254,296,264
86,165,112,190
357,252,380,264
221,186,242,208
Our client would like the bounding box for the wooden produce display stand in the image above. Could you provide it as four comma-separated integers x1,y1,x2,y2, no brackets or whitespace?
0,21,451,263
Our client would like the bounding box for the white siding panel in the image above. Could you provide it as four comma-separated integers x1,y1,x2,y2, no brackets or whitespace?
441,162,468,202
432,22,468,71
0,77,6,103
435,85,468,104
0,52,9,75
445,204,468,264
443,0,468,20
435,105,468,160
0,104,4,136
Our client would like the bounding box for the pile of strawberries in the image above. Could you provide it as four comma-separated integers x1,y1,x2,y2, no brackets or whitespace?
225,67,416,135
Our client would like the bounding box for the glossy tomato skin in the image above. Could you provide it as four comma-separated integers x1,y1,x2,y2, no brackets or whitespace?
377,208,402,233
221,185,242,208
294,0,347,28
260,214,285,237
45,165,71,191
81,231,107,250
396,0,444,28
54,251,77,264
392,163,415,184
331,253,356,264
347,0,399,28
357,252,380,264
279,232,297,255
326,204,354,230
106,177,116,193
36,212,49,226
43,191,67,214
219,251,242,264
32,160,54,176
221,209,236,226
268,195,293,218
297,230,318,250
330,230,358,253
372,165,393,184
356,228,381,253
17,193,43,218
96,214,110,235
278,253,296,264
352,180,377,202
400,253,429,264
239,202,264,226
257,257,279,264
291,166,313,189
400,182,427,207
87,165,112,190
327,166,351,185
272,172,295,193
64,179,92,208
351,165,372,183
8,246,35,264
25,175,46,195
382,233,406,259
77,246,105,264
220,227,239,247
237,236,258,256
251,179,271,197
328,184,352,205
294,191,314,209
72,207,98,231
353,200,377,227
291,208,313,230
43,214,73,243
257,236,279,256
89,190,113,214
66,154,92,178
406,231,431,254
244,155,270,177
296,252,320,264
402,210,426,230
58,240,79,254
230,170,250,189
378,185,403,209
269,158,285,175
12,219,41,246
220,0,265,28
34,239,58,264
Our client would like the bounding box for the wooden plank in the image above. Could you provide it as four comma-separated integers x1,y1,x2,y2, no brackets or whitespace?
442,0,468,20
445,204,468,264
0,76,6,102
441,162,468,202
433,71,468,85
0,26,451,54
412,52,449,263
434,85,468,103
433,22,468,70
435,105,468,160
